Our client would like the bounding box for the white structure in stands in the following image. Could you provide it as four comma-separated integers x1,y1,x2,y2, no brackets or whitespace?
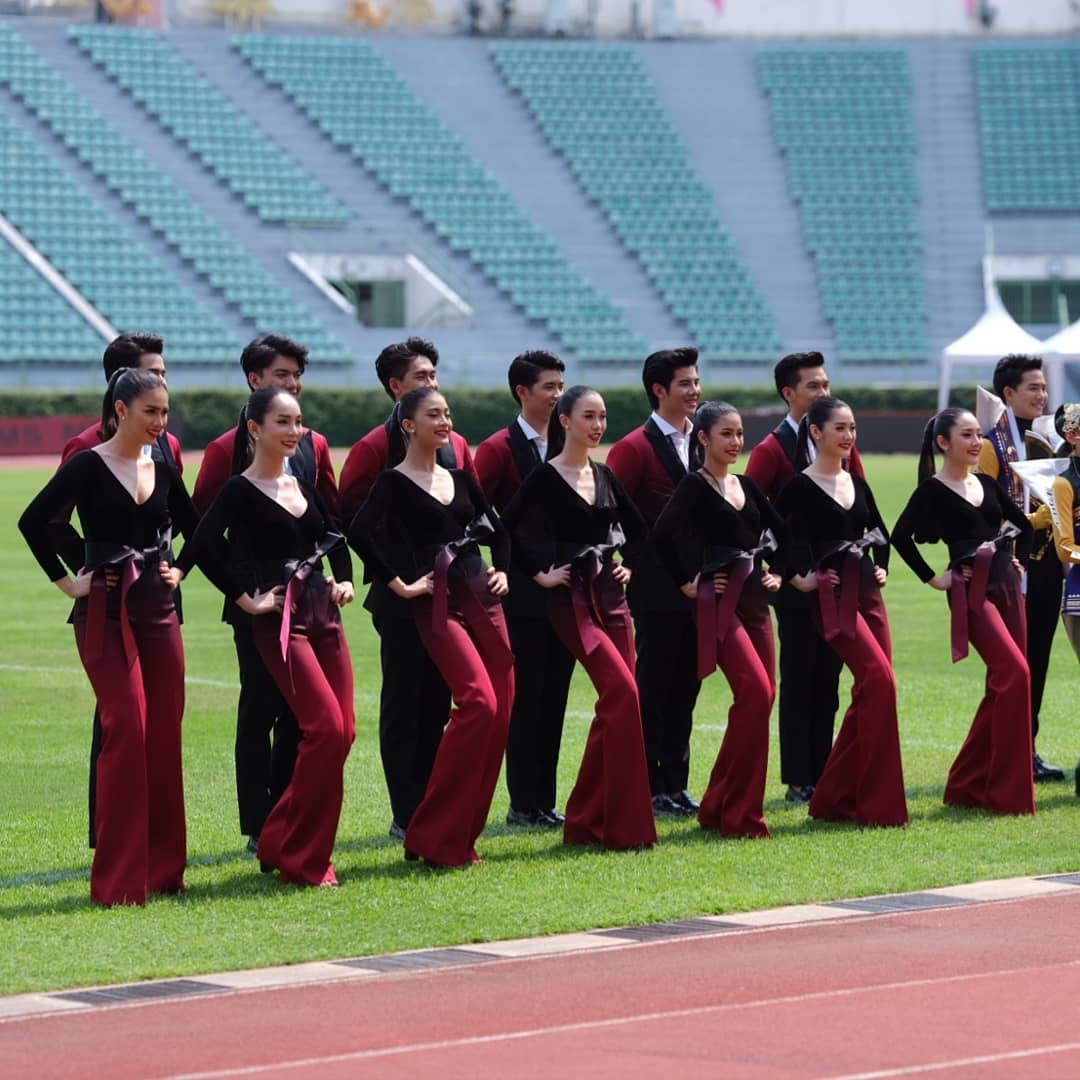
171,0,1080,38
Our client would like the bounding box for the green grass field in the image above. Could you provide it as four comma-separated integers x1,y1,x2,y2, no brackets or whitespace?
1,454,1077,997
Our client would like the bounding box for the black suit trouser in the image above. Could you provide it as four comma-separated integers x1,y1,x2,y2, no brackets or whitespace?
776,600,843,787
233,623,300,838
374,614,450,829
634,610,701,795
1025,553,1063,739
504,613,576,813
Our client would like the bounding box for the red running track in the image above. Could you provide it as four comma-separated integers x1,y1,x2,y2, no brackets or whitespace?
3,892,1079,1079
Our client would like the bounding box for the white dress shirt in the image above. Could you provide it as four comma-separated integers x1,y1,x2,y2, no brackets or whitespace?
650,411,692,470
517,415,547,462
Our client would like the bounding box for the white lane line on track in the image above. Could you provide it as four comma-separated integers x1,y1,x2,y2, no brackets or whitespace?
0,662,235,688
158,959,1080,1079
824,1042,1080,1079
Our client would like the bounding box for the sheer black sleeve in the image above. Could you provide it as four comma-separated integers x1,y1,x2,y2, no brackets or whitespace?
346,472,399,585
651,475,700,588
774,475,814,578
859,477,891,572
18,455,88,581
176,481,246,601
463,470,510,572
502,470,556,579
307,482,352,584
891,485,937,583
166,466,200,545
743,476,787,571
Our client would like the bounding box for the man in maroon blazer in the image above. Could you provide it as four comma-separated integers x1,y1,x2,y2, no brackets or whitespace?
745,351,864,803
58,332,182,849
340,337,479,839
192,333,340,852
606,347,702,816
475,350,575,828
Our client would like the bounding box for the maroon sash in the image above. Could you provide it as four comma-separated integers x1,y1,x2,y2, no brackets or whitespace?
815,528,886,642
430,514,514,671
564,525,627,657
695,530,777,680
83,528,172,669
948,522,1021,663
277,531,345,664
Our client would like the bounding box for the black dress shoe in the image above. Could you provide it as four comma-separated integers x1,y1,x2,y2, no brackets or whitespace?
1075,761,1080,797
784,784,814,804
651,793,685,816
506,807,547,827
671,790,700,813
245,835,259,855
1033,752,1066,783
404,848,419,862
541,808,566,826
389,821,407,840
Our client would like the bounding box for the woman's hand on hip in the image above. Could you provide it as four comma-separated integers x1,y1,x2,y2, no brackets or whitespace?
237,586,285,616
327,577,354,606
534,564,571,589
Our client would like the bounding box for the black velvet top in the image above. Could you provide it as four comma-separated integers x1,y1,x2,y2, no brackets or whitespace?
891,474,1033,583
19,450,197,581
652,472,786,587
501,461,647,578
348,469,509,584
181,474,350,602
774,472,890,576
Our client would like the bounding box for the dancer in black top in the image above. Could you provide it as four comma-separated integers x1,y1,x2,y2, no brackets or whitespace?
893,408,1035,814
653,402,783,837
502,386,657,850
349,387,514,868
19,368,196,906
776,397,907,827
183,388,354,887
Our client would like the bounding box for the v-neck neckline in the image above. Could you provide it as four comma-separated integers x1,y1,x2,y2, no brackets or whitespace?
92,448,158,507
803,471,855,512
547,461,598,508
241,475,310,520
931,474,985,510
698,469,746,512
394,467,457,507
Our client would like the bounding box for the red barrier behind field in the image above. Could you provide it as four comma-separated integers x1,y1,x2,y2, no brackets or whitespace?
0,415,97,456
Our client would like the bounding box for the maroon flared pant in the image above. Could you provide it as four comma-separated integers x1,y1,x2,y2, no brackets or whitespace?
73,575,186,906
253,578,355,886
945,576,1034,815
406,580,515,868
808,573,908,828
697,586,775,839
547,573,657,851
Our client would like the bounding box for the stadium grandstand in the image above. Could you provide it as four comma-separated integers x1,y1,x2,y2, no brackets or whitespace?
1,0,1080,396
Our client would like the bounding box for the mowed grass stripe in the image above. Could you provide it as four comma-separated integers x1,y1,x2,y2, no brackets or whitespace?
0,456,1076,996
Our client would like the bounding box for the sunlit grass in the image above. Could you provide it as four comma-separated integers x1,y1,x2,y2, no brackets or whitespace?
1,455,1076,995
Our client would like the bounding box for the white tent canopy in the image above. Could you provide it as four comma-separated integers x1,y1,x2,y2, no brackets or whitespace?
1040,319,1080,407
938,293,1048,410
